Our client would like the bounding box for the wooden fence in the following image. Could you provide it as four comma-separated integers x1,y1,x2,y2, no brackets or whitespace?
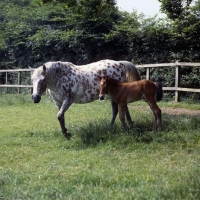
0,61,200,102
0,69,32,94
136,61,200,102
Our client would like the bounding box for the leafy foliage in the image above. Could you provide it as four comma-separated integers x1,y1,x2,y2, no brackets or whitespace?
158,0,194,20
0,0,200,98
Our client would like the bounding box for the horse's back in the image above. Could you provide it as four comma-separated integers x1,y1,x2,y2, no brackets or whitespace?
41,60,141,104
140,79,156,91
136,80,162,102
141,80,163,101
76,59,140,82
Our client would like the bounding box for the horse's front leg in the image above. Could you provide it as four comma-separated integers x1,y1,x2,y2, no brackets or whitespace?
57,99,72,139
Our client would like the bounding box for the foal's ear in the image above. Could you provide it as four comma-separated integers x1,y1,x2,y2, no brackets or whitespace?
105,76,109,80
95,75,102,80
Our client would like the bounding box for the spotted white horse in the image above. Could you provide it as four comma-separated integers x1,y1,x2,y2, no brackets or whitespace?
30,60,141,138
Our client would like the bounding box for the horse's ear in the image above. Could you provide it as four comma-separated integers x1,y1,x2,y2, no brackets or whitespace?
43,64,46,72
29,66,34,73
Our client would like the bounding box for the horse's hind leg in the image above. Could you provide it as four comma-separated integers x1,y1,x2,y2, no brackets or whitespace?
110,99,118,125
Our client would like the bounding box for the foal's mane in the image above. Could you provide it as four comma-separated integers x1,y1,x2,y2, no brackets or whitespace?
105,76,124,84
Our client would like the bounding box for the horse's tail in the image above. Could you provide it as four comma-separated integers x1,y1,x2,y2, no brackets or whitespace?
120,61,141,82
154,82,163,102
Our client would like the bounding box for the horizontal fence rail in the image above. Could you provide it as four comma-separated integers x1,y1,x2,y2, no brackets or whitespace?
0,61,200,101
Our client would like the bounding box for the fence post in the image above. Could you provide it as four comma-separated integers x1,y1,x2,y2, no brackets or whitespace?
175,64,180,102
146,67,150,80
30,71,33,94
6,72,8,94
18,71,21,94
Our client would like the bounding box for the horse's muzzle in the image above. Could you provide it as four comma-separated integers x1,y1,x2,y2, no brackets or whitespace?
32,94,41,103
99,94,105,101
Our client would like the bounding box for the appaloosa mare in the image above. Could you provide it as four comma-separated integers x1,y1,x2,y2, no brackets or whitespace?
30,60,141,138
97,76,163,131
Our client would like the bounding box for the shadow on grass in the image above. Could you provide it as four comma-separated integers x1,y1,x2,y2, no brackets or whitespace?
78,120,159,146
75,113,200,146
23,112,200,149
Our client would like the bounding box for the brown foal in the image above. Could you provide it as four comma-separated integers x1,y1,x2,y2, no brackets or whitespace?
97,76,163,131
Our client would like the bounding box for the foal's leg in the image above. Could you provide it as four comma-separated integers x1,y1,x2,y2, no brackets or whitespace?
119,103,127,129
111,99,133,125
154,104,162,131
147,100,162,131
125,105,134,125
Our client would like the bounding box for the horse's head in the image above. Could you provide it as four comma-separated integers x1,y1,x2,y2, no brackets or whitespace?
96,75,109,101
30,65,47,103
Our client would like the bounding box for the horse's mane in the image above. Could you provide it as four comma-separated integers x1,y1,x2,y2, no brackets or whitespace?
44,61,75,79
107,77,120,83
120,61,141,82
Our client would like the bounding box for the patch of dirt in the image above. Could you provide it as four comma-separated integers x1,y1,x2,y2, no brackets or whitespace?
133,106,200,116
161,107,200,116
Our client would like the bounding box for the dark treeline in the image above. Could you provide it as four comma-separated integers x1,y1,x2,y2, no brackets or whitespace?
0,0,200,98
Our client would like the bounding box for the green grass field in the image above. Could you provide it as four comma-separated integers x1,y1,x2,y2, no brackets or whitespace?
0,95,200,199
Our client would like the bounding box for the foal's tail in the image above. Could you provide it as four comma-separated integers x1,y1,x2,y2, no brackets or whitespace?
154,82,163,102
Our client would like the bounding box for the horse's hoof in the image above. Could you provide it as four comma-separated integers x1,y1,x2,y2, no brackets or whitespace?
110,122,114,127
127,120,134,125
64,131,72,139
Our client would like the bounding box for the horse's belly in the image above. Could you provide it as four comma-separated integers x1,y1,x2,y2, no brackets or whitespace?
127,94,142,103
74,93,99,103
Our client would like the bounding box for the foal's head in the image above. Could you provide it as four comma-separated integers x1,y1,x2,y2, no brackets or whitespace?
30,65,47,103
96,76,109,101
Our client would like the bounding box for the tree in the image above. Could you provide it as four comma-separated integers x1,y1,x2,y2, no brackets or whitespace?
0,0,121,67
169,0,200,61
158,0,194,20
